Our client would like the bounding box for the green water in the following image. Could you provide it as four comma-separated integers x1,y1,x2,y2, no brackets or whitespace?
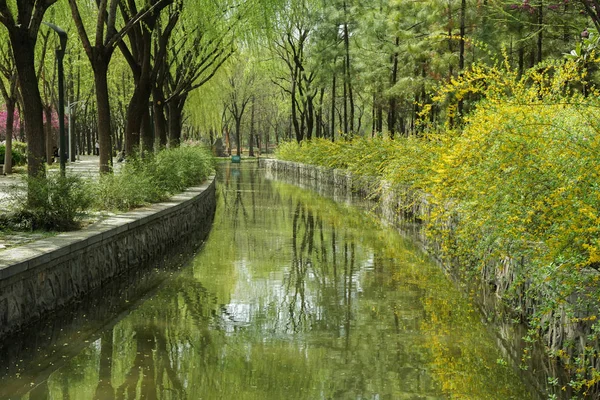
1,164,538,400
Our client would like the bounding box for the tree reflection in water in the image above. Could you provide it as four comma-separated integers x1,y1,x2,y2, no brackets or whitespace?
7,164,539,400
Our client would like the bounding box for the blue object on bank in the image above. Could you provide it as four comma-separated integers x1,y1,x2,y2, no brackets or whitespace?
231,155,241,163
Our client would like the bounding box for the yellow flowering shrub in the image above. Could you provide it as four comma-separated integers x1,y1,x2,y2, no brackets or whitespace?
276,59,600,396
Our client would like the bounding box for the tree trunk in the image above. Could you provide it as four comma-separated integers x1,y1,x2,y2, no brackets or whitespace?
44,106,54,164
4,101,14,174
140,108,153,155
518,46,524,78
264,127,269,154
153,93,167,148
448,0,454,79
235,117,242,156
224,126,230,155
122,7,158,158
167,98,185,148
537,0,543,64
331,69,336,142
399,116,405,136
11,29,45,178
316,88,324,138
371,93,376,137
249,97,255,157
124,86,145,156
306,94,314,140
71,112,78,161
388,96,397,139
459,0,466,71
458,0,466,116
300,108,306,141
343,59,348,136
388,36,400,139
94,60,113,173
377,103,383,134
291,69,302,142
343,1,354,134
18,110,25,142
86,105,93,155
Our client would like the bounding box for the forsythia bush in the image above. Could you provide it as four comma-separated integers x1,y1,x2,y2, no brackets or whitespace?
276,60,600,396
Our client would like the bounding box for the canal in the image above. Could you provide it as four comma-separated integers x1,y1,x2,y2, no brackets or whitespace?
0,164,539,399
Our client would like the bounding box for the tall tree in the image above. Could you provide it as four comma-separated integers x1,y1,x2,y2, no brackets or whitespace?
118,0,173,156
226,58,255,156
0,35,18,175
68,0,171,172
162,0,235,147
0,0,58,178
271,0,319,142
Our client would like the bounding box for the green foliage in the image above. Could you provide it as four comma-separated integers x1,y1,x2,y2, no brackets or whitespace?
2,146,215,230
0,141,27,166
93,146,215,211
276,136,440,189
93,163,159,211
276,59,600,396
11,174,93,231
427,63,600,395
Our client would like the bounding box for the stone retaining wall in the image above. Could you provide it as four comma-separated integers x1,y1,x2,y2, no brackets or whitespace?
0,177,216,338
261,159,431,242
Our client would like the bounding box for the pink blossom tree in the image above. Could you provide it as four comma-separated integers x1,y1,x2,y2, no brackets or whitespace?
0,106,20,141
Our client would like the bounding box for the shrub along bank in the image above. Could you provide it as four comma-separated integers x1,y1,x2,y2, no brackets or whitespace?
1,146,215,231
276,61,600,397
0,141,27,166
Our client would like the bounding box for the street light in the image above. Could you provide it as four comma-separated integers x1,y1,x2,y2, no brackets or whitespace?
67,100,85,162
43,22,67,176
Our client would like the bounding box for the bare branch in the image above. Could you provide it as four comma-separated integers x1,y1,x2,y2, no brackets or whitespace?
68,0,94,59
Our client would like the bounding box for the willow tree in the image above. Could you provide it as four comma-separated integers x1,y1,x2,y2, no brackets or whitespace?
271,0,321,143
69,0,172,172
225,57,255,156
156,0,289,147
117,0,173,156
0,0,58,178
160,0,235,147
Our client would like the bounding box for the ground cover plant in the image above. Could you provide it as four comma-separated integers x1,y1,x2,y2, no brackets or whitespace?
276,60,600,398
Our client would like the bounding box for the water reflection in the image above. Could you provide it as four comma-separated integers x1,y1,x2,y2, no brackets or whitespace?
2,164,538,399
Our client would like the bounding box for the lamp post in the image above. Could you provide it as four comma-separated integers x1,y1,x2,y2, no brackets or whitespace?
67,100,85,162
43,22,67,176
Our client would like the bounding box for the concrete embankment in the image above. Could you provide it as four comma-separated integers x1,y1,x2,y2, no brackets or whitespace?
0,177,216,338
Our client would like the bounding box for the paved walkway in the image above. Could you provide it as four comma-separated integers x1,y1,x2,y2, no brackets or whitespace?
0,155,120,250
0,155,120,208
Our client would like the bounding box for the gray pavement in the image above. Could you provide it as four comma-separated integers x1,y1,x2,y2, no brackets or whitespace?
0,155,120,250
0,155,120,209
